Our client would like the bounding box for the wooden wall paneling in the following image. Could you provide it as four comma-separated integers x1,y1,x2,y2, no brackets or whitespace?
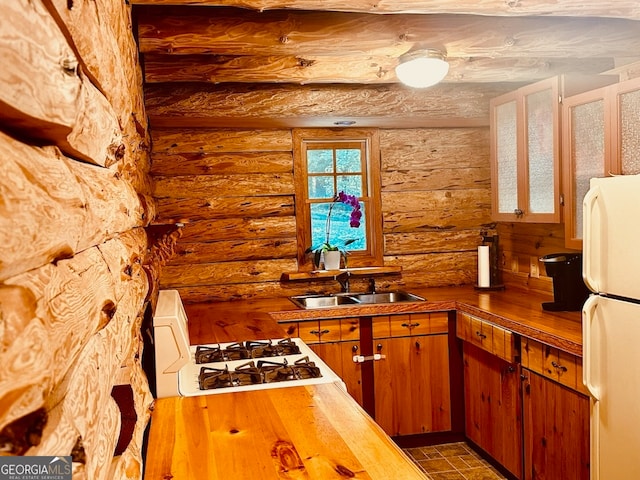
385,252,478,288
154,195,295,224
150,151,293,176
176,217,297,242
160,258,298,287
170,238,298,264
384,230,482,255
380,128,490,170
151,128,293,153
0,232,147,443
382,168,490,191
153,173,294,198
0,133,144,282
1,1,124,167
382,190,494,232
0,0,80,141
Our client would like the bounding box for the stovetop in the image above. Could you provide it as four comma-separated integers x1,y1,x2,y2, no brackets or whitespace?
178,338,344,396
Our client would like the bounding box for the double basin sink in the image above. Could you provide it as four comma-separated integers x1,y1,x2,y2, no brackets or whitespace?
289,291,425,309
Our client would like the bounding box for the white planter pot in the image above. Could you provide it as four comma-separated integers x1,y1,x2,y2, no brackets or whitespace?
323,250,341,270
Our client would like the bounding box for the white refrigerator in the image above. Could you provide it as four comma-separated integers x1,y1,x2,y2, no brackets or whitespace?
582,174,640,480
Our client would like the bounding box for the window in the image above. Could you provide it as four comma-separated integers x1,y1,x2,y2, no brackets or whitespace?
293,128,383,270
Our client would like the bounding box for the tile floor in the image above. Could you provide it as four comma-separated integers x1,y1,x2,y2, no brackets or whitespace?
403,442,507,480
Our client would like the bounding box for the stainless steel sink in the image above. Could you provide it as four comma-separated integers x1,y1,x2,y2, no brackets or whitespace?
351,291,425,304
289,290,424,309
289,294,361,309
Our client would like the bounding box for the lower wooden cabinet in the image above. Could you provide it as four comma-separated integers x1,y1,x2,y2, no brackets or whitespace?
282,312,452,437
309,340,363,407
374,333,451,436
522,369,590,480
463,342,523,478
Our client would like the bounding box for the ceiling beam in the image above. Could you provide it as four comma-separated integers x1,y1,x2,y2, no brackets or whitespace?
130,0,640,21
142,53,615,84
136,7,640,61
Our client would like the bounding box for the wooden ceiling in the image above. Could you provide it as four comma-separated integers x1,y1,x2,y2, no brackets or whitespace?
132,1,640,128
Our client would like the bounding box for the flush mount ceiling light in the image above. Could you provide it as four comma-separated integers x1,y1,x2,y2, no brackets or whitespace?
395,48,449,88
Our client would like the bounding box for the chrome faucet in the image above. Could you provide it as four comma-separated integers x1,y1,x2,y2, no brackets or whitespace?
336,271,351,293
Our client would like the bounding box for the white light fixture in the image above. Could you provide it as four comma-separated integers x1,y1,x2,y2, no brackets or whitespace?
395,48,449,88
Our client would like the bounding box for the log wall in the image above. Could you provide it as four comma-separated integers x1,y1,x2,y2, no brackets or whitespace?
1,1,154,478
151,127,496,303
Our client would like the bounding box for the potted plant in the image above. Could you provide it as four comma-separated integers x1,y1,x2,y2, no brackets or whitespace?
306,191,362,270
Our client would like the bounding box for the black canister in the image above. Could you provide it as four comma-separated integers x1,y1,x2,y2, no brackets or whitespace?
540,253,590,311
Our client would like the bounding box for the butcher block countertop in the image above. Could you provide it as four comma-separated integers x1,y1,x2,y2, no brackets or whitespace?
144,285,583,480
144,383,427,479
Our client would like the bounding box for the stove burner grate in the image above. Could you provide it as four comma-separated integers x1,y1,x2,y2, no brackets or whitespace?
195,338,301,364
197,356,322,390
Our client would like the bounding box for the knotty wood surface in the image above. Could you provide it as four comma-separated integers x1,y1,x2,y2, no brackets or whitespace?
146,285,583,478
145,383,427,480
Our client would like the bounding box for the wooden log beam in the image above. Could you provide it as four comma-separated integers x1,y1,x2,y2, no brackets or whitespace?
154,195,295,224
136,7,640,59
130,0,640,20
144,83,513,128
142,53,615,85
0,133,144,282
382,189,494,232
1,229,147,438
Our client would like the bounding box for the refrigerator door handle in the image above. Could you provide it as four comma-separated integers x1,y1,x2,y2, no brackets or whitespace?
582,185,600,293
582,294,600,401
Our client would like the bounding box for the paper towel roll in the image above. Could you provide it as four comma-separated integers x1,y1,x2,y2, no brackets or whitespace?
478,245,490,288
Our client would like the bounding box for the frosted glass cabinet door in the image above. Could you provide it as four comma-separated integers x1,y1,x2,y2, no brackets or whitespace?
494,99,519,215
617,83,640,174
490,77,561,223
562,90,608,249
525,87,556,214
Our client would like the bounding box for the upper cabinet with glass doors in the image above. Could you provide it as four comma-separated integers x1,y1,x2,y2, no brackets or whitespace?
490,75,617,223
490,77,561,223
562,76,640,249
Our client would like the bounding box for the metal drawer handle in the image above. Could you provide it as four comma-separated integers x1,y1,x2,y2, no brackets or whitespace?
310,329,330,336
476,331,487,339
401,322,420,328
551,361,568,372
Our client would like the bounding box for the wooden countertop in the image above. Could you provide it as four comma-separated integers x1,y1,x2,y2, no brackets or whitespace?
144,285,583,479
144,383,427,480
268,285,583,356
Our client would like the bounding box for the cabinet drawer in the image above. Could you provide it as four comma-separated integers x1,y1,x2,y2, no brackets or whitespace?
296,318,359,344
521,338,587,394
457,312,516,363
389,314,431,337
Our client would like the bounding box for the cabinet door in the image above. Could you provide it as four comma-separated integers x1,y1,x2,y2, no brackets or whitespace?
374,334,451,437
562,88,610,249
491,91,520,219
463,342,522,479
610,76,640,175
309,341,363,407
521,77,561,222
491,77,561,223
522,369,590,480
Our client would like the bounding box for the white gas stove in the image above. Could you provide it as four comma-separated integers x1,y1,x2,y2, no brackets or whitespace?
152,290,344,398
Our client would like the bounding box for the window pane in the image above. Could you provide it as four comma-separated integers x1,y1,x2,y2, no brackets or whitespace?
307,149,334,173
310,202,366,251
337,175,362,196
336,149,362,172
308,175,334,199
